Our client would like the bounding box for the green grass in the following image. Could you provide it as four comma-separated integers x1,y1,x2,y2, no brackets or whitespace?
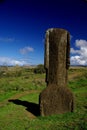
0,74,46,91
0,91,18,102
0,67,87,130
20,92,39,103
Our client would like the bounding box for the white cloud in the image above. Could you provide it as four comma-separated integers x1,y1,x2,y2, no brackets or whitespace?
0,37,15,42
70,35,73,41
70,39,87,65
71,56,86,65
70,48,80,54
76,39,87,47
0,57,27,66
20,46,34,55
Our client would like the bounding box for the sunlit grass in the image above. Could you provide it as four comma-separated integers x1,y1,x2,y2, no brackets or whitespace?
0,66,87,130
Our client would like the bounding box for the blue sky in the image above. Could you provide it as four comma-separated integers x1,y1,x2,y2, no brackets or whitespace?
0,0,87,66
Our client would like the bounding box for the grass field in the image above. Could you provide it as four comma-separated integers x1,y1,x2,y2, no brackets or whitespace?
0,66,87,130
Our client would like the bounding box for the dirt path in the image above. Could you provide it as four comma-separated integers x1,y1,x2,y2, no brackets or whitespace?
10,90,41,99
0,90,41,119
68,72,83,80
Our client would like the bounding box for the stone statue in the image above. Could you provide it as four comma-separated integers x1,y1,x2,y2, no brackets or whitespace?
39,28,74,116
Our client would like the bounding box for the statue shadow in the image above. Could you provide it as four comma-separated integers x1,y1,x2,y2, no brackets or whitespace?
8,99,40,117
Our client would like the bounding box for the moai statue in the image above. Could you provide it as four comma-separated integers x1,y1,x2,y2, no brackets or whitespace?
39,28,74,116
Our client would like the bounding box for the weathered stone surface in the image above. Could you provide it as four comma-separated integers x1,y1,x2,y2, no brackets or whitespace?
39,28,74,116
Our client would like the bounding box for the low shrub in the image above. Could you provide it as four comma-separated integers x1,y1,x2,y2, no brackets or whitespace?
34,64,45,74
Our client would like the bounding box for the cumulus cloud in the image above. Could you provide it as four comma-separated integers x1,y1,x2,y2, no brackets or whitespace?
0,57,27,66
71,56,86,65
70,39,87,65
70,48,80,54
76,39,87,47
20,46,34,55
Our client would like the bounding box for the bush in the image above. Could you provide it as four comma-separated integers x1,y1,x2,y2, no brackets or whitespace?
34,64,45,74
